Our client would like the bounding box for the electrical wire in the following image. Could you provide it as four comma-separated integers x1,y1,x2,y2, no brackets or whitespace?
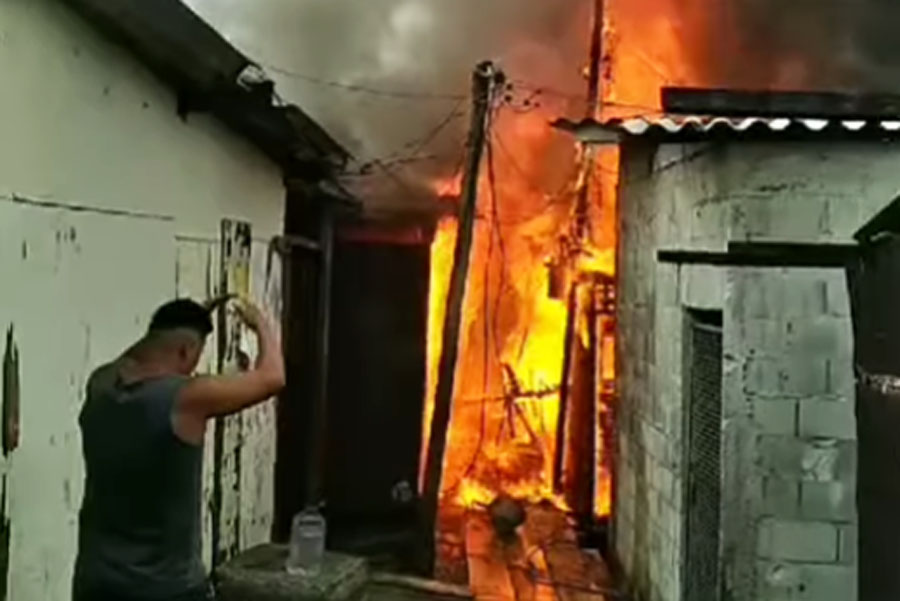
395,98,467,169
263,63,466,101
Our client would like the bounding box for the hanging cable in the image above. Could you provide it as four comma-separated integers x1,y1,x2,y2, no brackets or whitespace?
263,63,466,101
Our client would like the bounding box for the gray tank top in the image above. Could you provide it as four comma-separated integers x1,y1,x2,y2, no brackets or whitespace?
74,364,205,598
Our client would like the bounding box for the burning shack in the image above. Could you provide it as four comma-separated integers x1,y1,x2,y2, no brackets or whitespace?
558,88,900,601
273,59,620,597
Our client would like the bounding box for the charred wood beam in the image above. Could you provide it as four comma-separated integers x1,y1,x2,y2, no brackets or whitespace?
662,87,900,120
658,242,859,268
553,283,580,494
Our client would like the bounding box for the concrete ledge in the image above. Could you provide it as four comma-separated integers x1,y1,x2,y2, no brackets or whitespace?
216,545,368,601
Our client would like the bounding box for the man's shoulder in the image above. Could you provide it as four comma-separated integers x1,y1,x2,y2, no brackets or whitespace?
87,362,118,388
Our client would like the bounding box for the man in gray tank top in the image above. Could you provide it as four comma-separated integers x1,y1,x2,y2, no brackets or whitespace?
73,298,285,601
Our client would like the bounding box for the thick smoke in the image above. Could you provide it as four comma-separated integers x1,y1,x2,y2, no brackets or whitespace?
607,0,900,109
184,0,592,213
726,0,900,90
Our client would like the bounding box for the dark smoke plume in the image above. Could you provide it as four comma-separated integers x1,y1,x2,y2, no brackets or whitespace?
184,0,592,214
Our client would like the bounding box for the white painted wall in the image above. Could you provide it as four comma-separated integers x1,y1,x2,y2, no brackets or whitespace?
0,0,287,599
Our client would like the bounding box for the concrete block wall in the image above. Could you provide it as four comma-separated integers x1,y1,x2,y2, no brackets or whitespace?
724,268,857,601
614,137,900,601
617,141,728,601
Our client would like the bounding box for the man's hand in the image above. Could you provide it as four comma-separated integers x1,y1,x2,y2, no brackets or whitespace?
174,297,285,443
235,299,266,331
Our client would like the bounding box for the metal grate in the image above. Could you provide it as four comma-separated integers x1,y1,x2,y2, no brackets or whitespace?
684,312,724,601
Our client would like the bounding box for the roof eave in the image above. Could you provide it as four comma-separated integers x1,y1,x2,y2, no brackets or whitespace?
62,0,352,181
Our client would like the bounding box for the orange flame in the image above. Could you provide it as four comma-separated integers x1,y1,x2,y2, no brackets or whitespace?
423,97,617,518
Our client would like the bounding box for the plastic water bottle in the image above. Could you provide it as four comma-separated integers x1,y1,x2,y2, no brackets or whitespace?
286,506,326,576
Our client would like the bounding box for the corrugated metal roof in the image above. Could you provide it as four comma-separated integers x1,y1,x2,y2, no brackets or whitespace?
554,115,900,143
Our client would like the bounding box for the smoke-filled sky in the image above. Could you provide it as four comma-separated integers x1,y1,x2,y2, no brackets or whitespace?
184,0,900,210
184,0,591,201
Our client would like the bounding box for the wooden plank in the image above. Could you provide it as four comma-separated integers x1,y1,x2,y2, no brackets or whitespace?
521,505,608,601
465,513,516,601
662,87,900,119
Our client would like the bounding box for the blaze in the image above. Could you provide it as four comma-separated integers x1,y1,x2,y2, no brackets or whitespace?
421,0,704,528
423,88,617,517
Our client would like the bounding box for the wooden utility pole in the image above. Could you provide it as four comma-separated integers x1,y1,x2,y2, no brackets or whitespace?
418,60,500,573
554,0,606,496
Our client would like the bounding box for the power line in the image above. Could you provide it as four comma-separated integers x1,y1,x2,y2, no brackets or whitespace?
263,63,466,101
357,102,465,169
395,98,467,167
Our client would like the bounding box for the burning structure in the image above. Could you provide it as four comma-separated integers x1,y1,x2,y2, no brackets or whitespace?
265,0,900,599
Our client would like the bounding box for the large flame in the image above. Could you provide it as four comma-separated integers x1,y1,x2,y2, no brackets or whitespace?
423,91,617,517
421,0,698,528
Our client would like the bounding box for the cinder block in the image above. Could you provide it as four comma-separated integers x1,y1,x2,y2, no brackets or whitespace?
780,356,830,397
800,482,855,522
656,263,680,307
755,400,798,435
759,561,857,601
681,264,724,309
691,196,728,248
801,440,856,483
826,352,855,400
762,477,800,517
782,277,828,318
798,400,855,440
784,315,845,357
757,437,855,483
839,525,857,565
741,270,784,319
757,519,839,562
825,275,852,317
745,356,781,397
735,195,776,239
740,317,785,358
758,436,805,478
800,564,857,601
642,422,667,463
823,196,862,245
770,197,832,243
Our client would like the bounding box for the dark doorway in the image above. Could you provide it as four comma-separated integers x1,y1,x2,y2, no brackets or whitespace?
683,309,724,601
324,224,431,566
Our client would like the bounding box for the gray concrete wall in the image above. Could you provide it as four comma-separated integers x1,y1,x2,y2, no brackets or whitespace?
614,138,900,601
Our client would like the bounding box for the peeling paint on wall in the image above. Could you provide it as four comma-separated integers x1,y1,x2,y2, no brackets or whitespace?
212,219,252,568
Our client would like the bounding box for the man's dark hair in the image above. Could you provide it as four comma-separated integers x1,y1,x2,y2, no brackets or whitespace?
148,299,213,337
